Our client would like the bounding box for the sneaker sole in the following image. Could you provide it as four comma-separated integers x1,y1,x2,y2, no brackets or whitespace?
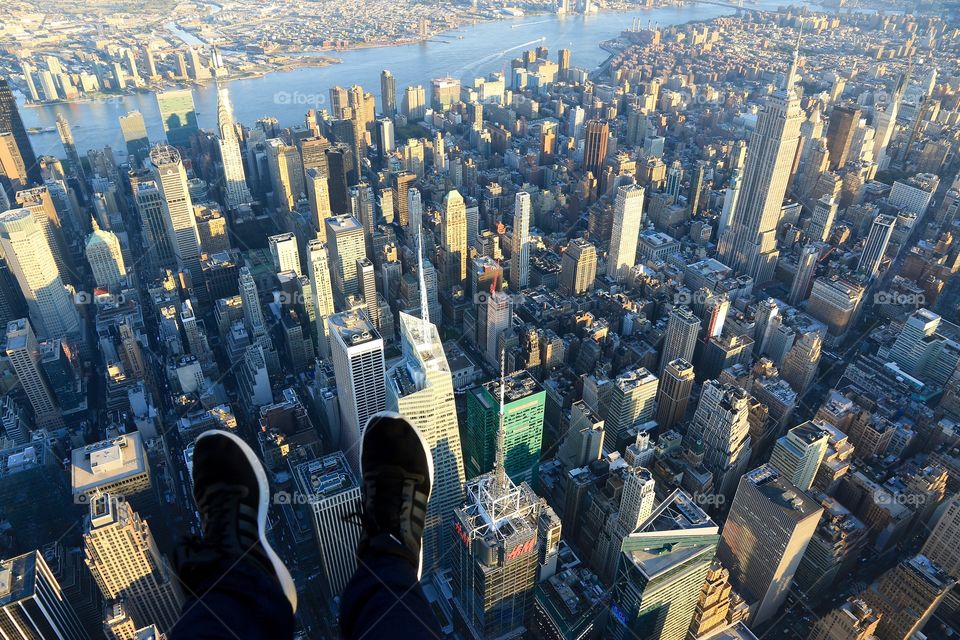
195,429,298,612
360,411,434,580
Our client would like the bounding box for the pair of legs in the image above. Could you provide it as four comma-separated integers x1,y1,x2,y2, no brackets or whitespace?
169,414,443,639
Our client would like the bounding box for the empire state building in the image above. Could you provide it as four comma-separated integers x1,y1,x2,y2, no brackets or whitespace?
719,45,803,284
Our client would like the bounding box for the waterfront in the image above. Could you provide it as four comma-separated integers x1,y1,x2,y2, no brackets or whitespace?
18,2,776,156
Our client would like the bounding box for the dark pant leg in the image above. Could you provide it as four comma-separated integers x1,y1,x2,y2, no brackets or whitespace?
339,553,442,640
170,559,295,640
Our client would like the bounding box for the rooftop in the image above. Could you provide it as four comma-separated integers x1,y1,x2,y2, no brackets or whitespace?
744,464,821,516
294,451,357,500
329,310,380,347
71,432,147,495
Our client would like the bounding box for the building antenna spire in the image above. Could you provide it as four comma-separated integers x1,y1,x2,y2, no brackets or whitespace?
786,22,802,93
494,347,508,493
417,228,431,345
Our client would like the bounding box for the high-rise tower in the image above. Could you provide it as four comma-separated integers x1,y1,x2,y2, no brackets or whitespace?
659,306,700,375
608,489,720,640
216,85,252,208
0,550,87,640
608,184,644,282
83,494,184,633
328,310,385,470
386,311,466,572
0,78,40,185
510,192,532,291
857,214,895,279
150,144,201,278
0,208,79,341
451,350,560,639
716,465,822,625
719,42,804,283
442,189,468,288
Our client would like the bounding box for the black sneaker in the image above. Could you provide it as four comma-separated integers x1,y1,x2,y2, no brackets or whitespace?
185,429,297,612
357,412,434,579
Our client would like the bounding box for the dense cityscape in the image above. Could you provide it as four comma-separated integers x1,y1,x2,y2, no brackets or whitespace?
1,0,960,639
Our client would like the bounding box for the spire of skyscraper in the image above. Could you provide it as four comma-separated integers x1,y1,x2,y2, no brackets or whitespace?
785,22,802,94
494,347,508,494
215,83,252,208
417,228,431,340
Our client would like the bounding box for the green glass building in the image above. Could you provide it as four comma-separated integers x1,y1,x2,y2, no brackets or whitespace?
608,489,720,640
465,370,545,486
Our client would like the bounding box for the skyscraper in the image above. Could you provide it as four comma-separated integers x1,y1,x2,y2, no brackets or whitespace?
719,45,803,283
825,103,862,170
0,77,40,185
861,554,954,640
268,232,301,276
15,186,72,284
325,214,366,306
294,452,361,601
768,421,830,491
307,240,336,358
393,171,416,228
55,114,84,184
857,213,895,279
83,494,184,633
485,288,512,367
922,496,960,582
684,380,752,499
386,312,466,572
716,465,822,625
608,489,720,640
780,331,822,395
560,238,597,295
451,368,559,639
583,119,609,179
358,257,380,329
788,243,819,305
660,306,700,375
510,191,532,291
0,550,87,640
807,277,864,339
380,69,396,116
808,598,880,640
808,195,838,242
85,220,126,289
328,310,385,469
0,208,80,341
655,358,694,430
608,184,645,282
606,366,658,449
442,189,468,288
149,145,202,277
216,85,253,208
156,89,198,147
305,168,332,235
130,169,176,272
4,318,62,429
465,370,545,484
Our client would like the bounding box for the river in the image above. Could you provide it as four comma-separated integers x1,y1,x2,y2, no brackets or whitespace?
19,1,782,157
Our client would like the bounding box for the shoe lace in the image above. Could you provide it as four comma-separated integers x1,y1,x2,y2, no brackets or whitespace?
197,484,250,555
341,471,418,539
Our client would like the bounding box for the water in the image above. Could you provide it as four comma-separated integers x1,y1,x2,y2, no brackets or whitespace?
19,2,778,156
